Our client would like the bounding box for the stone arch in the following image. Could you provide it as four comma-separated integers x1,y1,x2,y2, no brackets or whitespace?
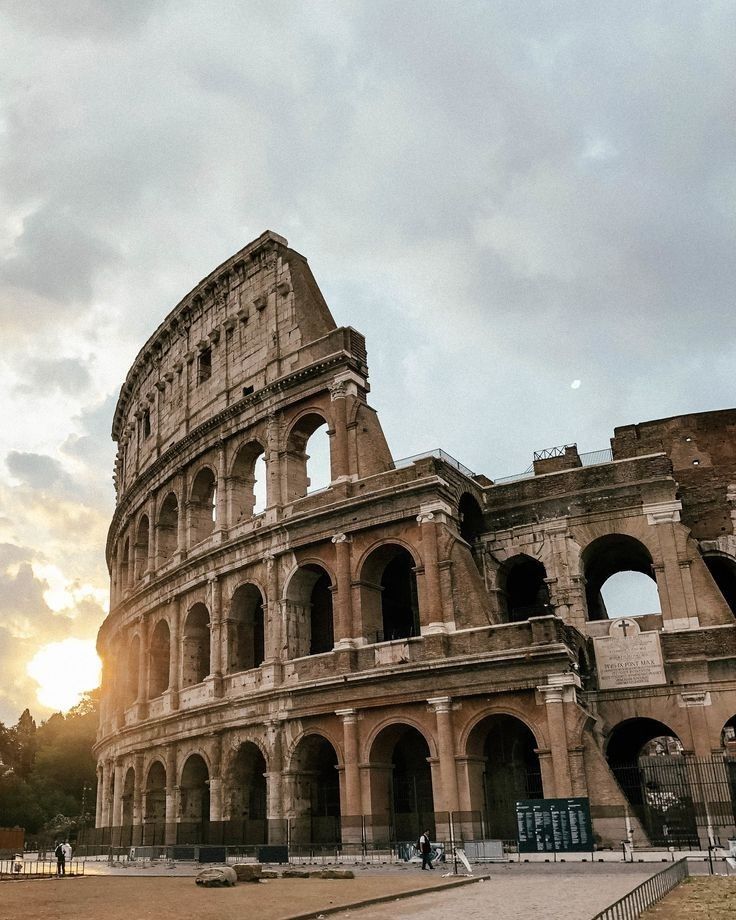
226,741,268,843
283,563,334,658
148,617,171,698
126,634,140,706
228,582,265,672
498,553,550,621
605,718,695,847
179,753,210,841
287,732,341,845
458,492,484,544
229,439,268,522
464,713,543,839
284,409,332,501
702,552,736,616
122,765,135,827
182,603,210,687
189,465,217,544
581,534,661,620
156,492,179,565
358,541,420,643
721,714,736,751
459,705,548,756
143,760,167,844
367,722,436,841
134,514,150,581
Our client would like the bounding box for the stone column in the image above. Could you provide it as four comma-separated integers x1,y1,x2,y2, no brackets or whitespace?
208,575,223,696
147,495,156,575
644,500,696,630
428,696,460,815
216,440,228,538
95,763,104,827
537,674,579,798
209,733,223,822
101,759,113,826
112,758,125,827
417,510,444,633
167,597,181,709
127,536,135,593
332,533,354,647
133,754,144,827
265,720,286,843
176,469,187,559
165,745,178,845
136,616,149,720
265,411,282,508
263,553,282,664
329,380,350,482
336,709,362,818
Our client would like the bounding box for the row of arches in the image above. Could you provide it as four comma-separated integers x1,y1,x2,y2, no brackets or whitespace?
110,714,542,844
115,415,333,593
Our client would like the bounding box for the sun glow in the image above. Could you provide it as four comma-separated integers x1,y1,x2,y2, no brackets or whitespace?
27,639,101,712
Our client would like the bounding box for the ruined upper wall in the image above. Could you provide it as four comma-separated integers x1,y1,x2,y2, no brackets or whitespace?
612,408,736,540
111,231,362,498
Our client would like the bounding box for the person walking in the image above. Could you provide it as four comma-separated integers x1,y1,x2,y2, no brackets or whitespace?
418,830,434,870
54,841,65,876
62,841,72,874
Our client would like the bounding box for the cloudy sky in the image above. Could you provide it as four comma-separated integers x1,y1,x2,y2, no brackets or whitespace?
1,1,734,722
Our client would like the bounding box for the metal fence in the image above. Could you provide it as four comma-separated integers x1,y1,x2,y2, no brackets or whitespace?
590,858,689,920
0,858,86,879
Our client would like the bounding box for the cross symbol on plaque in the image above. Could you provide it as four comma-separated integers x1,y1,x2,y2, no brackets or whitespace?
614,618,634,638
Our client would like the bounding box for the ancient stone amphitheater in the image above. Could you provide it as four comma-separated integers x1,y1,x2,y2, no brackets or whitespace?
93,231,736,853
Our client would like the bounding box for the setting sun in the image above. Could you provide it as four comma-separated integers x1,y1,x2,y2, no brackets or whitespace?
27,639,101,712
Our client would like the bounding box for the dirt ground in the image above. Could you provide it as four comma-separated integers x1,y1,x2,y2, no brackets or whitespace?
643,876,736,919
0,872,466,920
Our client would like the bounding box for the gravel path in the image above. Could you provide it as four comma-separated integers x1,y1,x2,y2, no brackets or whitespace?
331,863,658,920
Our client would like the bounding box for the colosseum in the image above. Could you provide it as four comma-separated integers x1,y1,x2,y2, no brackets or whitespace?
93,230,736,854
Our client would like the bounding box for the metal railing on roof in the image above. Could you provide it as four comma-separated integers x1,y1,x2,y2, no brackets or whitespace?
393,449,476,479
493,447,614,485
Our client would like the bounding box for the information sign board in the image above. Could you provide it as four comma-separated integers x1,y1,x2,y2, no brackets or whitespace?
516,797,593,853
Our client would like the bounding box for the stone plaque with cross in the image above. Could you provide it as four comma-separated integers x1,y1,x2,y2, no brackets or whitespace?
593,618,666,690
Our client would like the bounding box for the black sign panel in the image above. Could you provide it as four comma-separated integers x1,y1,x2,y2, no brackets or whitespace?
516,797,592,853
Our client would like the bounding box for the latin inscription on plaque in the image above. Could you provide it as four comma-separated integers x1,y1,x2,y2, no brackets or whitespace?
593,618,666,690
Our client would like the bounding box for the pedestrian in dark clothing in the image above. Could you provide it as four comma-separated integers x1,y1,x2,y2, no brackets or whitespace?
418,830,434,870
54,842,65,876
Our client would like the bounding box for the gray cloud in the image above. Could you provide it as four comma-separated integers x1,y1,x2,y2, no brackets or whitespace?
5,452,73,492
15,357,92,397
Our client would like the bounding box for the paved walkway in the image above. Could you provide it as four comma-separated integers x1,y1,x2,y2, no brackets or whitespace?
330,864,659,920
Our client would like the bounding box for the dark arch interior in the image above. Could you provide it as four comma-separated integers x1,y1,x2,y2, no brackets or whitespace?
158,493,178,562
390,726,434,840
704,555,736,616
606,719,695,847
583,535,657,621
148,619,170,698
182,604,210,686
381,549,419,641
144,761,167,844
135,515,149,581
126,636,140,706
475,715,541,839
190,468,217,543
229,584,265,671
459,493,484,544
179,755,210,843
290,735,340,845
503,555,549,621
121,767,135,826
309,569,334,655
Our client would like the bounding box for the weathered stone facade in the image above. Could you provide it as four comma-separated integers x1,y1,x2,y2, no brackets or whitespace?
94,231,736,850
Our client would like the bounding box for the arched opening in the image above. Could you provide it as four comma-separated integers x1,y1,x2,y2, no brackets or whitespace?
583,534,660,620
721,716,736,752
360,544,419,643
144,761,166,846
121,536,130,590
227,742,268,844
284,564,334,658
459,493,484,544
703,554,736,616
369,725,435,842
182,604,210,687
157,493,179,564
285,413,331,501
228,584,265,672
190,467,217,544
230,441,267,523
148,619,171,698
606,718,696,846
289,735,340,846
466,715,542,840
179,754,210,844
126,635,140,706
122,766,135,828
499,554,550,622
134,515,149,581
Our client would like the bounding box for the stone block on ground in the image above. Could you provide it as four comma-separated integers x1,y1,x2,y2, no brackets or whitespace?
318,868,355,879
281,869,310,878
261,869,279,879
232,863,263,882
195,865,237,887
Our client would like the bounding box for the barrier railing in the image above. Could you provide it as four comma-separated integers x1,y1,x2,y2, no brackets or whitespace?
589,858,689,920
0,857,85,879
